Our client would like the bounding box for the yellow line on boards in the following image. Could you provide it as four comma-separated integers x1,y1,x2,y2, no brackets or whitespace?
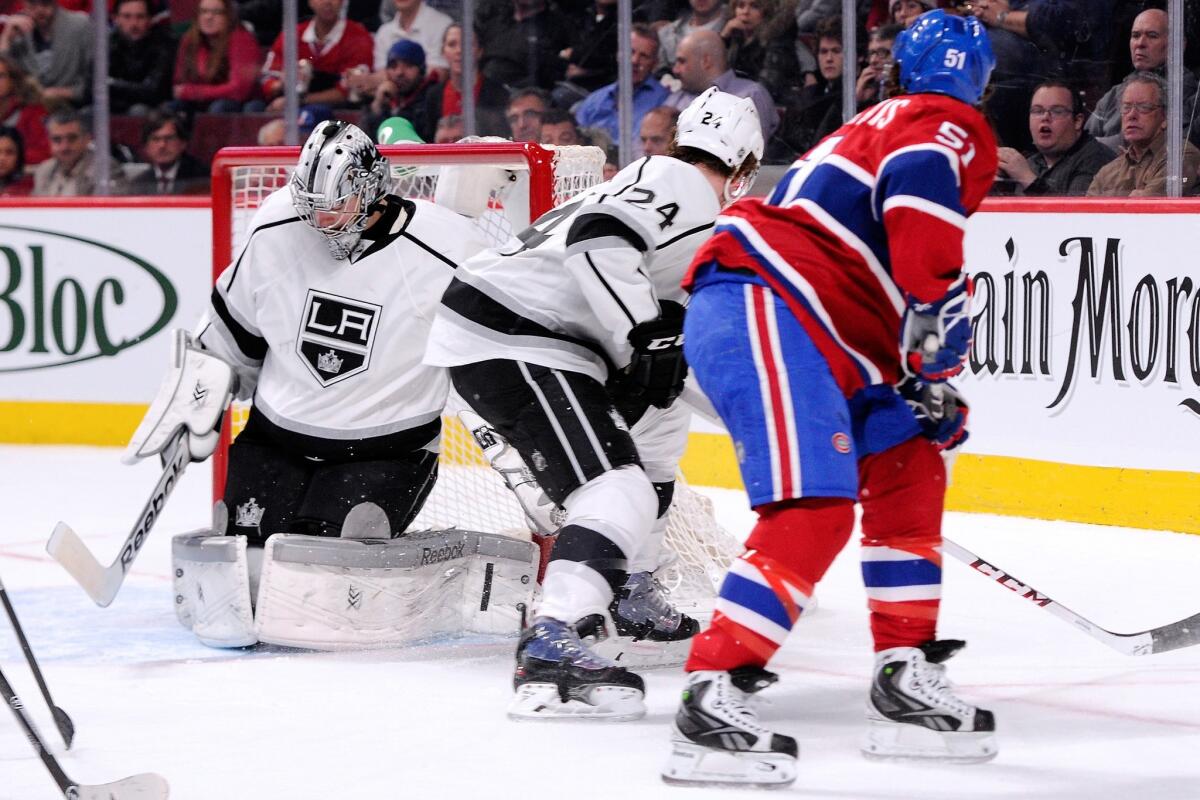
3,403,1196,535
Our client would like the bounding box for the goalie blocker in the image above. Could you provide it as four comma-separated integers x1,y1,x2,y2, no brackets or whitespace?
172,521,538,649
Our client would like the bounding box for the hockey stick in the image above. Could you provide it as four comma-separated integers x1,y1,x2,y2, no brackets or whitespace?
942,537,1200,656
0,665,170,799
0,573,74,747
46,429,191,608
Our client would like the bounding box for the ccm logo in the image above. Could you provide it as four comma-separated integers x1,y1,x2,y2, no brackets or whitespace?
647,334,684,350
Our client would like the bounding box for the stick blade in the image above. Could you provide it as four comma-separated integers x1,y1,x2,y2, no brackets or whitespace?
52,705,75,749
46,522,119,608
72,772,170,800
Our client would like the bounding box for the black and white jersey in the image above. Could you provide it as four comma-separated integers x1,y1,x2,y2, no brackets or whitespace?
424,155,720,383
198,188,489,447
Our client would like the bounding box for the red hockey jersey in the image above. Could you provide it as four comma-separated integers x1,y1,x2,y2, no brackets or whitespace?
686,92,997,396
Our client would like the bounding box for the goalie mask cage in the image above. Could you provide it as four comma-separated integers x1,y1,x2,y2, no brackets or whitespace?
210,141,742,611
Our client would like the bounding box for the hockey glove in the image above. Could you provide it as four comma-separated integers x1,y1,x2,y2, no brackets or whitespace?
899,378,970,451
901,275,973,382
608,301,689,414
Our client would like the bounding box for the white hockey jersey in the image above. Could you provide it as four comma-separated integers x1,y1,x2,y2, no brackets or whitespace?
198,187,489,447
423,155,721,383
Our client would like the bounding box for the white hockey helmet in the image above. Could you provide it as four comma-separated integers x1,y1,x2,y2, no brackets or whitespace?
675,87,764,202
290,121,390,260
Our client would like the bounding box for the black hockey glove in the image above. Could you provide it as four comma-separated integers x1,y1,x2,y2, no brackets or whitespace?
608,301,689,418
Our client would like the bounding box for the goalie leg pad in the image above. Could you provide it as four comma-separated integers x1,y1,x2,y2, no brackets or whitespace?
172,530,257,648
254,529,537,650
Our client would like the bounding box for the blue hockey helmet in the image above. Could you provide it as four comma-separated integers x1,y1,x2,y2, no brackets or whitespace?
894,10,996,105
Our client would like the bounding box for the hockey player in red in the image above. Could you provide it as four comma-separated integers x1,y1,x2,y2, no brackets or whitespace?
662,11,999,787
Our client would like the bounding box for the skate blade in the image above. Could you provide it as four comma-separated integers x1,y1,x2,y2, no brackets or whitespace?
592,634,692,669
661,740,797,788
507,683,645,722
861,717,997,763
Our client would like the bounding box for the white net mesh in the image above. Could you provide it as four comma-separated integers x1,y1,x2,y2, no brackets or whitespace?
218,144,741,611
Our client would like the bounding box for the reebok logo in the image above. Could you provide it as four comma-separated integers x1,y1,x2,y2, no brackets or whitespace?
420,542,466,566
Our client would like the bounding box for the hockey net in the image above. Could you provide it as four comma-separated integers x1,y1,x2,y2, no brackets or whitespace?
210,142,742,611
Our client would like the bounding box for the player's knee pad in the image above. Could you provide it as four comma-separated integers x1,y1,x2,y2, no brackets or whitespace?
745,497,856,582
172,529,258,648
253,529,538,650
562,465,658,559
859,436,946,548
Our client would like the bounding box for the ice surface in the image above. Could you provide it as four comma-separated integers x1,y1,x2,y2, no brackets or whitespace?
2,444,1199,799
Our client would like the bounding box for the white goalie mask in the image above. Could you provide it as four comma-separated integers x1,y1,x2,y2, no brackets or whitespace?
290,121,390,260
675,87,765,203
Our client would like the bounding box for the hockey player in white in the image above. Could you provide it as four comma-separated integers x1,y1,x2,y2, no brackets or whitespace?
126,121,492,645
424,88,764,720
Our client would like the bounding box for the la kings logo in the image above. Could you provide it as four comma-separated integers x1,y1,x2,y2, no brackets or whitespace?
296,290,382,386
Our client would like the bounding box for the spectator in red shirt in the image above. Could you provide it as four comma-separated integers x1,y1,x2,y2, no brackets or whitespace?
173,0,261,112
261,0,373,111
0,53,49,163
420,23,508,141
0,125,32,195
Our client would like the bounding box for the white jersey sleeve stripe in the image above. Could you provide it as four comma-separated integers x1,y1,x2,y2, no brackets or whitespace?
881,195,968,229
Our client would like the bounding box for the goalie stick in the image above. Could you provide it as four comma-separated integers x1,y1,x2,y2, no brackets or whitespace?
0,665,170,799
943,537,1200,656
0,573,74,747
46,429,191,607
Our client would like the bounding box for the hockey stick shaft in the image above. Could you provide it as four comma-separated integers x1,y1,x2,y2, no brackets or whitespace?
943,536,1200,656
0,663,74,792
0,574,74,747
0,665,171,799
47,429,191,607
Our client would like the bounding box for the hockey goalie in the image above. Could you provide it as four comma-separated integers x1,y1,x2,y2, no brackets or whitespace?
126,122,541,650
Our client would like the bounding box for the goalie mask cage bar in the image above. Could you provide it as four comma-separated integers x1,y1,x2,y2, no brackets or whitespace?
209,142,742,609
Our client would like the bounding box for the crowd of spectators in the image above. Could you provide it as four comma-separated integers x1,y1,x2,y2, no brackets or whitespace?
0,0,1198,197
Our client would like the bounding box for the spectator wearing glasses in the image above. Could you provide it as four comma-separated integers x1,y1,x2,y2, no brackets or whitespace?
0,0,93,107
996,80,1114,195
108,0,176,115
0,53,48,164
1087,72,1200,197
505,86,548,143
1086,9,1199,149
855,23,900,109
173,0,261,112
129,110,208,195
33,109,128,195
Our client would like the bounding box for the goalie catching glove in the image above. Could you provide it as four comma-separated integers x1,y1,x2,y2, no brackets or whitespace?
901,275,973,383
123,330,236,465
608,300,688,417
899,378,969,451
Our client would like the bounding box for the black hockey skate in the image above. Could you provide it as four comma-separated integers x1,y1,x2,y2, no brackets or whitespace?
662,667,798,787
593,571,700,668
509,616,646,721
862,639,998,762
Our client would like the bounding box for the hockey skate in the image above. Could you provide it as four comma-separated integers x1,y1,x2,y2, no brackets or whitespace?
509,616,646,722
662,667,798,788
861,639,997,763
591,571,700,668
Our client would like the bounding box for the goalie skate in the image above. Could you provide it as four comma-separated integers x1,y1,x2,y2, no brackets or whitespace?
662,667,797,788
509,617,645,722
861,639,997,763
591,571,699,668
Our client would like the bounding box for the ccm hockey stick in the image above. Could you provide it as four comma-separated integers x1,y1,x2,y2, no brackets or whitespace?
0,665,169,799
0,573,74,747
943,537,1200,656
47,428,191,607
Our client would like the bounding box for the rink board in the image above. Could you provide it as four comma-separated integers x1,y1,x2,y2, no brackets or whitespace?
0,197,1197,534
